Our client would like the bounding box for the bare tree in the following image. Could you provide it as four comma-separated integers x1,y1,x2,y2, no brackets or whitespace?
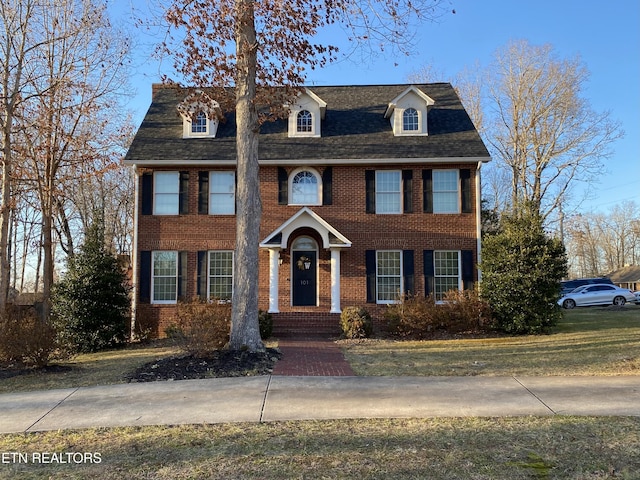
160,0,450,351
564,201,640,277
0,0,38,309
485,40,623,221
18,0,131,319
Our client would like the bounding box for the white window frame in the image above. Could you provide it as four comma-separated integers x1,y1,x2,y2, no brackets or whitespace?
209,171,236,215
433,250,461,301
376,250,403,304
208,251,234,301
191,111,208,134
288,167,322,206
433,170,460,214
297,110,313,133
375,170,402,214
153,172,179,215
151,251,178,304
403,108,419,131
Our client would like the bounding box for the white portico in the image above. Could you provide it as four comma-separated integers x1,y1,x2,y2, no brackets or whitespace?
259,207,351,314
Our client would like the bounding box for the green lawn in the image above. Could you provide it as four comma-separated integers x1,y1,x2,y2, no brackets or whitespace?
342,305,640,376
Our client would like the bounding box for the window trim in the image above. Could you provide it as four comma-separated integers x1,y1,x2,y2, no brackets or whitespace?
296,110,313,133
191,111,208,134
375,170,402,214
288,167,322,206
151,251,178,304
208,250,234,301
432,169,460,214
376,250,403,304
433,250,462,302
208,171,236,215
402,107,419,132
153,171,180,215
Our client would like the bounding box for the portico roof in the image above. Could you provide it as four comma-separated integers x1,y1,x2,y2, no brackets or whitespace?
259,207,352,249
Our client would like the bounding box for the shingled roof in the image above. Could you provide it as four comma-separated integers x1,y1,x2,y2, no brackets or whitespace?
124,83,490,165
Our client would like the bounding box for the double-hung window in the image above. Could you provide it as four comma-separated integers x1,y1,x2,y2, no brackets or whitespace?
375,170,401,214
152,251,178,303
434,251,461,301
376,250,403,303
209,251,233,300
209,171,235,214
290,169,320,205
154,172,180,215
433,170,459,213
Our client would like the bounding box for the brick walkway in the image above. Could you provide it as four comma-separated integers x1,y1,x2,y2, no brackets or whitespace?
272,336,355,376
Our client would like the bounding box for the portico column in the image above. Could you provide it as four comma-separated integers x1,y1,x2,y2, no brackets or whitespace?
268,248,280,313
330,248,341,313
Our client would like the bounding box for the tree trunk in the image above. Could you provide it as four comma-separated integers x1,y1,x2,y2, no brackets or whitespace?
229,0,264,352
0,137,12,310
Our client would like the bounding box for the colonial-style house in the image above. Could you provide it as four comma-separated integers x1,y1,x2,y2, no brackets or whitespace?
124,83,491,337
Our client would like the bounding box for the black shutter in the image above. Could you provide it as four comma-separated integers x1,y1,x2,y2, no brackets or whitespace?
179,171,189,215
178,251,188,299
460,169,472,214
141,173,153,215
198,172,209,214
423,250,434,297
139,251,151,303
422,169,433,213
278,167,288,205
322,166,333,205
365,170,376,214
403,170,413,213
197,251,208,298
462,250,474,290
366,250,376,303
403,250,415,296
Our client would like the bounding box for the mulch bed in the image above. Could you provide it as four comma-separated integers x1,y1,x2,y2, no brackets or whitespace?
125,348,282,382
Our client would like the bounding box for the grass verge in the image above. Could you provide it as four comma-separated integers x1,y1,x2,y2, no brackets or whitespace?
342,306,640,376
0,417,638,479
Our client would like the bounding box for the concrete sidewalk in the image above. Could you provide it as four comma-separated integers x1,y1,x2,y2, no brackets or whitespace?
1,375,639,433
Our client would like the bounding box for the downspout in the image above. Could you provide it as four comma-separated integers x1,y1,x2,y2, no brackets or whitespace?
476,161,483,284
130,164,139,340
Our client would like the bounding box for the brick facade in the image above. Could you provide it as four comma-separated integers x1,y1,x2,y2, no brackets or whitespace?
125,84,490,338
134,164,480,337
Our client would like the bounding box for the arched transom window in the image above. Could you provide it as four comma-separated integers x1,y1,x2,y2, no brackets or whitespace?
402,108,419,131
297,110,313,133
290,169,321,205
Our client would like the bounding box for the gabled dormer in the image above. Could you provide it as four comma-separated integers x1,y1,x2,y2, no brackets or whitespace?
287,88,327,138
384,86,435,136
177,90,224,138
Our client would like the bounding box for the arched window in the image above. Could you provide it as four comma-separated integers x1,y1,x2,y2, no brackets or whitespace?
402,108,419,131
191,111,207,133
290,169,321,205
297,110,313,133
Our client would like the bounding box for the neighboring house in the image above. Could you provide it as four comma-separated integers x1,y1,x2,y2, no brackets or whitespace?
124,83,491,337
608,265,640,292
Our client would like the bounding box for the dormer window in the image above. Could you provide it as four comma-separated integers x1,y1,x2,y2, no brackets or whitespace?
297,110,313,133
403,108,419,131
288,89,326,138
384,86,435,136
177,90,223,138
191,111,208,134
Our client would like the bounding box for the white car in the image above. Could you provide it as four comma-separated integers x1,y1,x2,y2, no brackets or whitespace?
558,284,636,309
634,291,640,305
